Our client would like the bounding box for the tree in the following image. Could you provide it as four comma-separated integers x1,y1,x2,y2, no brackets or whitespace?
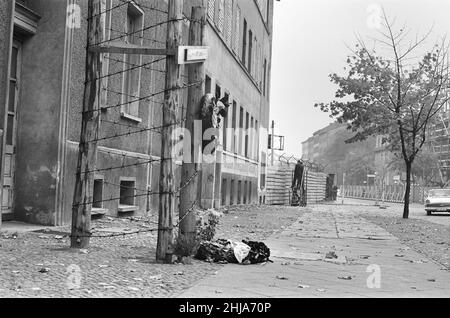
315,9,450,218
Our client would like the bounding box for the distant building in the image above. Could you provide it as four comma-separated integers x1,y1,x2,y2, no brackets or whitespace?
0,0,275,227
301,122,398,186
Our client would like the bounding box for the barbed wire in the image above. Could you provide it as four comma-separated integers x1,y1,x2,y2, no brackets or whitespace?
70,200,198,239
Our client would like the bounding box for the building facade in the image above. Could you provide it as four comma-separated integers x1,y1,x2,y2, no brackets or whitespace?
0,0,274,227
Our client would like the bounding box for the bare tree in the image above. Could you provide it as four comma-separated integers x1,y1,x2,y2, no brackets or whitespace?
316,9,450,218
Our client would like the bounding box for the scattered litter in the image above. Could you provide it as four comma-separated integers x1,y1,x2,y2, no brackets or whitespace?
281,262,290,266
12,271,20,274
325,251,338,259
98,265,109,268
133,278,144,282
338,276,353,280
79,249,89,254
38,236,47,239
359,255,370,259
276,276,288,280
39,268,50,273
149,274,163,280
427,279,436,282
31,287,41,291
215,290,223,294
395,254,405,258
316,289,327,292
127,287,140,291
54,235,64,240
103,286,116,290
175,272,184,276
298,284,310,289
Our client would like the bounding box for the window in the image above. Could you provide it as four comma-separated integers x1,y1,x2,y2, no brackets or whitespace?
255,120,259,160
244,181,248,204
225,0,233,46
215,84,222,100
233,6,241,55
239,107,244,155
242,19,247,65
232,101,237,153
205,75,212,93
250,116,254,159
217,0,225,32
119,179,138,212
230,179,235,205
93,179,104,209
221,178,227,206
122,4,144,120
245,112,249,158
249,182,252,204
237,180,242,204
263,59,267,97
208,0,216,19
248,30,253,73
223,92,229,150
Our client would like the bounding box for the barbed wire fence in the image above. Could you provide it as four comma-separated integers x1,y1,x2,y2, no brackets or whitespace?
71,0,202,243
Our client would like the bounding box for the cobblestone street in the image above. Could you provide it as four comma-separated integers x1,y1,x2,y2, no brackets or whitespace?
0,205,302,298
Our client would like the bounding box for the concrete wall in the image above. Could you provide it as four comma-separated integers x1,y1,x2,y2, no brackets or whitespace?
10,0,67,225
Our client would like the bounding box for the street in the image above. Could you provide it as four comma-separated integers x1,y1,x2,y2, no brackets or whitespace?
1,203,449,298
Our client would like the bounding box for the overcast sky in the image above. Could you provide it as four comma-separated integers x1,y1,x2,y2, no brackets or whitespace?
270,0,450,157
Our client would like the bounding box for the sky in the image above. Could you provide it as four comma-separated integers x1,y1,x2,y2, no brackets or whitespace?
270,0,450,157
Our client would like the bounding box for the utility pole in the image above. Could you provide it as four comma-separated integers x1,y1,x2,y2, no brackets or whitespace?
179,5,207,242
71,0,105,249
157,0,183,263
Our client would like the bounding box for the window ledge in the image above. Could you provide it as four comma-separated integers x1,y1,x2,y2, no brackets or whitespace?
92,208,108,216
121,112,142,123
118,205,139,213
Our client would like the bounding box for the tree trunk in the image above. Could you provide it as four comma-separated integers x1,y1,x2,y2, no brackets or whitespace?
403,160,412,219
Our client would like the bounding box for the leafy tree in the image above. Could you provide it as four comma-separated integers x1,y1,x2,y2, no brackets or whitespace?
315,10,450,218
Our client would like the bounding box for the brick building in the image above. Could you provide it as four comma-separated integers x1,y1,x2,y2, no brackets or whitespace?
0,0,274,228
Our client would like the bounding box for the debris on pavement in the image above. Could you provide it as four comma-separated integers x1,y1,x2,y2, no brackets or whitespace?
338,276,353,280
276,276,288,280
39,268,50,273
298,284,310,289
325,251,338,259
195,239,271,265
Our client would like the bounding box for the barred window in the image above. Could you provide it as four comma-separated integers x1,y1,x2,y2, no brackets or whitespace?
208,0,215,19
225,0,233,45
217,0,225,32
233,6,241,55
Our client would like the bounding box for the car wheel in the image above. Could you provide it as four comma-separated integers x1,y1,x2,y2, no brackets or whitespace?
427,211,432,216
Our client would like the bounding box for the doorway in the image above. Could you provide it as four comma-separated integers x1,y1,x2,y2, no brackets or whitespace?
2,39,21,221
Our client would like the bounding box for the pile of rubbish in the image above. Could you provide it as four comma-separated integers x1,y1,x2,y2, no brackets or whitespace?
195,239,271,265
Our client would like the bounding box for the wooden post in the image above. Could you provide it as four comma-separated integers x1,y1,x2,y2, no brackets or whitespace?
71,0,105,249
157,0,183,263
179,6,206,241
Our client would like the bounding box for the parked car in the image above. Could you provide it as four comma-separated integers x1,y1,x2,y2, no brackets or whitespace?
424,189,450,215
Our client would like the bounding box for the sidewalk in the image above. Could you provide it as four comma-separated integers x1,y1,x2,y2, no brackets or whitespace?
177,205,450,298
